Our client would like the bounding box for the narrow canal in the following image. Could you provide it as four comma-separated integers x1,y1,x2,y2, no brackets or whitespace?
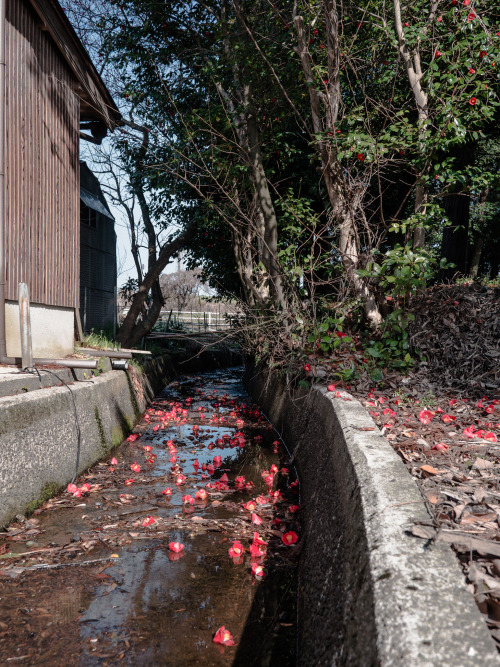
0,367,300,666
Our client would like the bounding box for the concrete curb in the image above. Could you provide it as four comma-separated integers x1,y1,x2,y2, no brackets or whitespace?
0,348,240,528
246,368,499,666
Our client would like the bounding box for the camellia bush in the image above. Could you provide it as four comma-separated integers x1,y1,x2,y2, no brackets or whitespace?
69,0,500,366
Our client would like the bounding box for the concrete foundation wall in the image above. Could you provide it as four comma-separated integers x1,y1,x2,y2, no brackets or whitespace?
246,367,499,666
5,301,75,357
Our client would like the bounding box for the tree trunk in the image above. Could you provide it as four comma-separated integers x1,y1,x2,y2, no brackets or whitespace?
292,5,383,327
117,224,196,348
469,237,483,278
246,109,285,309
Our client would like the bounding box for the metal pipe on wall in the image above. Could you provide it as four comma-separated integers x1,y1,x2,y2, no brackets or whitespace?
76,347,132,359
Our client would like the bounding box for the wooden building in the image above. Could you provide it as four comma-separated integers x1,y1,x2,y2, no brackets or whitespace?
1,0,120,358
80,161,116,334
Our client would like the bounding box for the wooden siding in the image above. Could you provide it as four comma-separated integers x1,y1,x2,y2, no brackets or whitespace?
4,0,79,308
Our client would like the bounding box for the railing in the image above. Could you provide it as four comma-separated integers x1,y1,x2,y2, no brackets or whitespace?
153,310,235,333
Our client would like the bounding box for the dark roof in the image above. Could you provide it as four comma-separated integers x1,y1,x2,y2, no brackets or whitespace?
80,162,115,220
28,0,121,129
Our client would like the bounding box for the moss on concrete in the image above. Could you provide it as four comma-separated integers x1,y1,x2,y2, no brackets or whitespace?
25,481,61,516
94,405,109,455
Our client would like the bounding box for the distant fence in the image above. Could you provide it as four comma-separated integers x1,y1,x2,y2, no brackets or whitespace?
153,310,236,333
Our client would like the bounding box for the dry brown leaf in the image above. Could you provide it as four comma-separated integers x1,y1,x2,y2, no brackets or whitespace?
419,464,440,476
473,458,495,470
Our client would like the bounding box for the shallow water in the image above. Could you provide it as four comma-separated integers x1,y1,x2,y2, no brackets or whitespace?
0,367,300,666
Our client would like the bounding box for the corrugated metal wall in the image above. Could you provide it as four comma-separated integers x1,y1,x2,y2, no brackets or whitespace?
4,0,80,308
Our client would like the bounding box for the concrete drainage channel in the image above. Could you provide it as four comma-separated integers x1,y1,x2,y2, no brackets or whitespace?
246,367,500,666
1,356,499,664
0,347,241,528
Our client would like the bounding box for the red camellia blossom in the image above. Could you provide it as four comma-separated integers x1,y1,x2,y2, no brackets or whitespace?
463,425,476,439
127,433,139,442
213,626,235,646
289,505,299,513
253,532,267,547
449,399,457,406
282,531,299,545
144,445,152,452
479,50,487,58
463,0,470,5
244,500,257,511
130,462,141,473
468,68,475,74
182,494,195,505
418,410,434,424
228,541,244,558
468,12,475,20
469,97,477,105
357,153,365,161
195,488,208,501
252,563,265,577
110,457,118,465
432,442,449,451
169,542,184,552
327,384,336,392
142,516,156,526
161,487,172,496
175,474,186,485
251,513,263,525
304,364,311,372
124,478,134,486
249,543,266,558
441,414,456,423
435,50,442,57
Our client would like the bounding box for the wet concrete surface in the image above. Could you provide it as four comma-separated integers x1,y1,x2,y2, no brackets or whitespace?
0,367,300,666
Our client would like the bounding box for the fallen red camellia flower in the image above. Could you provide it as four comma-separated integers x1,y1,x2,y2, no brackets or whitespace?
195,489,208,501
213,626,235,646
282,531,299,545
110,457,118,465
251,563,265,577
162,487,172,496
169,542,184,552
228,541,244,558
432,442,449,451
418,410,433,424
130,462,141,473
176,474,186,485
251,513,263,525
441,414,456,423
142,516,156,526
124,478,134,486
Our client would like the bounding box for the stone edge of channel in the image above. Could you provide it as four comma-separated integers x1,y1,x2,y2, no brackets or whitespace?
247,368,499,666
